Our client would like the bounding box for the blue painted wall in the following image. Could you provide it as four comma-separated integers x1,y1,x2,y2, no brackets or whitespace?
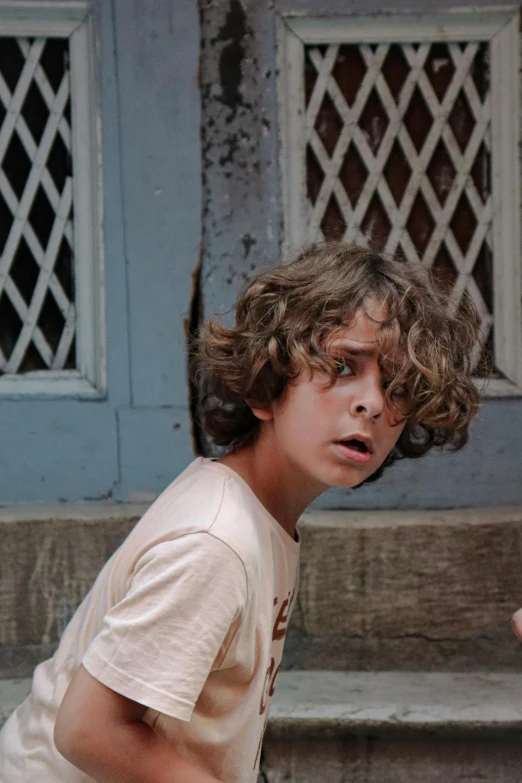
0,0,200,502
1,0,520,509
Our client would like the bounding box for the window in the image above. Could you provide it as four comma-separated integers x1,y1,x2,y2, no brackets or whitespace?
278,10,521,396
0,2,104,397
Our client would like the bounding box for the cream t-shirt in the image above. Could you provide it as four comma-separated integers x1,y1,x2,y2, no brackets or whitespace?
0,457,300,783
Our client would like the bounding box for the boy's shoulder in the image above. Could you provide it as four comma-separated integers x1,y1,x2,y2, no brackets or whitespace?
127,457,265,569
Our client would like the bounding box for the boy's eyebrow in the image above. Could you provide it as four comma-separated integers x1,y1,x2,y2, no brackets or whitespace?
329,343,377,358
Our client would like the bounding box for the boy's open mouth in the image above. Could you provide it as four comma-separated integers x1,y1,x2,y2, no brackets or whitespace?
340,438,369,453
334,437,374,465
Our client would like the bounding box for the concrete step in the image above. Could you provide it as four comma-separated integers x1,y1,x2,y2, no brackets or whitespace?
262,671,522,783
3,672,522,782
0,503,145,678
285,507,522,671
1,505,522,676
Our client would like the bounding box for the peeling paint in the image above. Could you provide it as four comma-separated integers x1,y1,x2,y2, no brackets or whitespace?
84,489,114,502
199,0,280,327
214,0,251,117
218,132,242,166
241,233,257,258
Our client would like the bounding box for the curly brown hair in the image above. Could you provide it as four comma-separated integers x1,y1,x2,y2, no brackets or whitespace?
191,243,485,485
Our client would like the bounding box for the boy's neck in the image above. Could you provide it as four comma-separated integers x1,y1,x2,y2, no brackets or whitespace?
218,435,325,539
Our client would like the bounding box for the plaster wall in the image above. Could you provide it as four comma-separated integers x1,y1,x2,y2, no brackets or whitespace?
0,0,201,502
0,0,519,508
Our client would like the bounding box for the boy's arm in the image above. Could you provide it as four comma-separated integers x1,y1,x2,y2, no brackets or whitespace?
54,665,222,783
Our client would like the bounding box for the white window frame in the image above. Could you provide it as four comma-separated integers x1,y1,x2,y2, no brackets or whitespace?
277,7,522,398
0,1,105,398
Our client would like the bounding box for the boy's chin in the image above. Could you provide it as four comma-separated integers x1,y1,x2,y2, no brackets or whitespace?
332,478,367,490
325,465,379,490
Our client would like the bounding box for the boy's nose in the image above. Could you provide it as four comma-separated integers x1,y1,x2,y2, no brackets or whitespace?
350,378,385,419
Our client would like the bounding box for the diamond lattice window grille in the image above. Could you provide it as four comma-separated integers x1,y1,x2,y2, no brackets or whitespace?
0,3,104,397
278,11,522,397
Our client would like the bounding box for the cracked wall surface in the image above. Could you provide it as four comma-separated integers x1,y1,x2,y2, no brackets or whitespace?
199,0,280,325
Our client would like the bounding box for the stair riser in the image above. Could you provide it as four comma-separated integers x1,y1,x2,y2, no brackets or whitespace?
1,513,522,675
283,626,522,672
0,644,56,681
261,734,522,783
0,518,135,653
286,516,522,670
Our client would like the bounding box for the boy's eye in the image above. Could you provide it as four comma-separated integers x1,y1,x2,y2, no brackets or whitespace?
334,359,354,378
383,379,407,397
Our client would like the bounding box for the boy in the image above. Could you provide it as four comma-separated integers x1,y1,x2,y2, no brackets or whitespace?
0,243,481,783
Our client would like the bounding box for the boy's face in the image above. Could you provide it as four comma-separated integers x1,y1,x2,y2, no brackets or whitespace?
258,298,407,492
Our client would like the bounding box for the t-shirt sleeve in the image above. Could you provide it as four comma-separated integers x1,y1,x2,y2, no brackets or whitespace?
82,531,248,721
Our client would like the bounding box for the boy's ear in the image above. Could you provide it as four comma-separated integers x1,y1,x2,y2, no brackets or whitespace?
247,401,274,421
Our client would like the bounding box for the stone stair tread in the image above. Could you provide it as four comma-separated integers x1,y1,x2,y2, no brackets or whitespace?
3,672,522,735
268,671,522,734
